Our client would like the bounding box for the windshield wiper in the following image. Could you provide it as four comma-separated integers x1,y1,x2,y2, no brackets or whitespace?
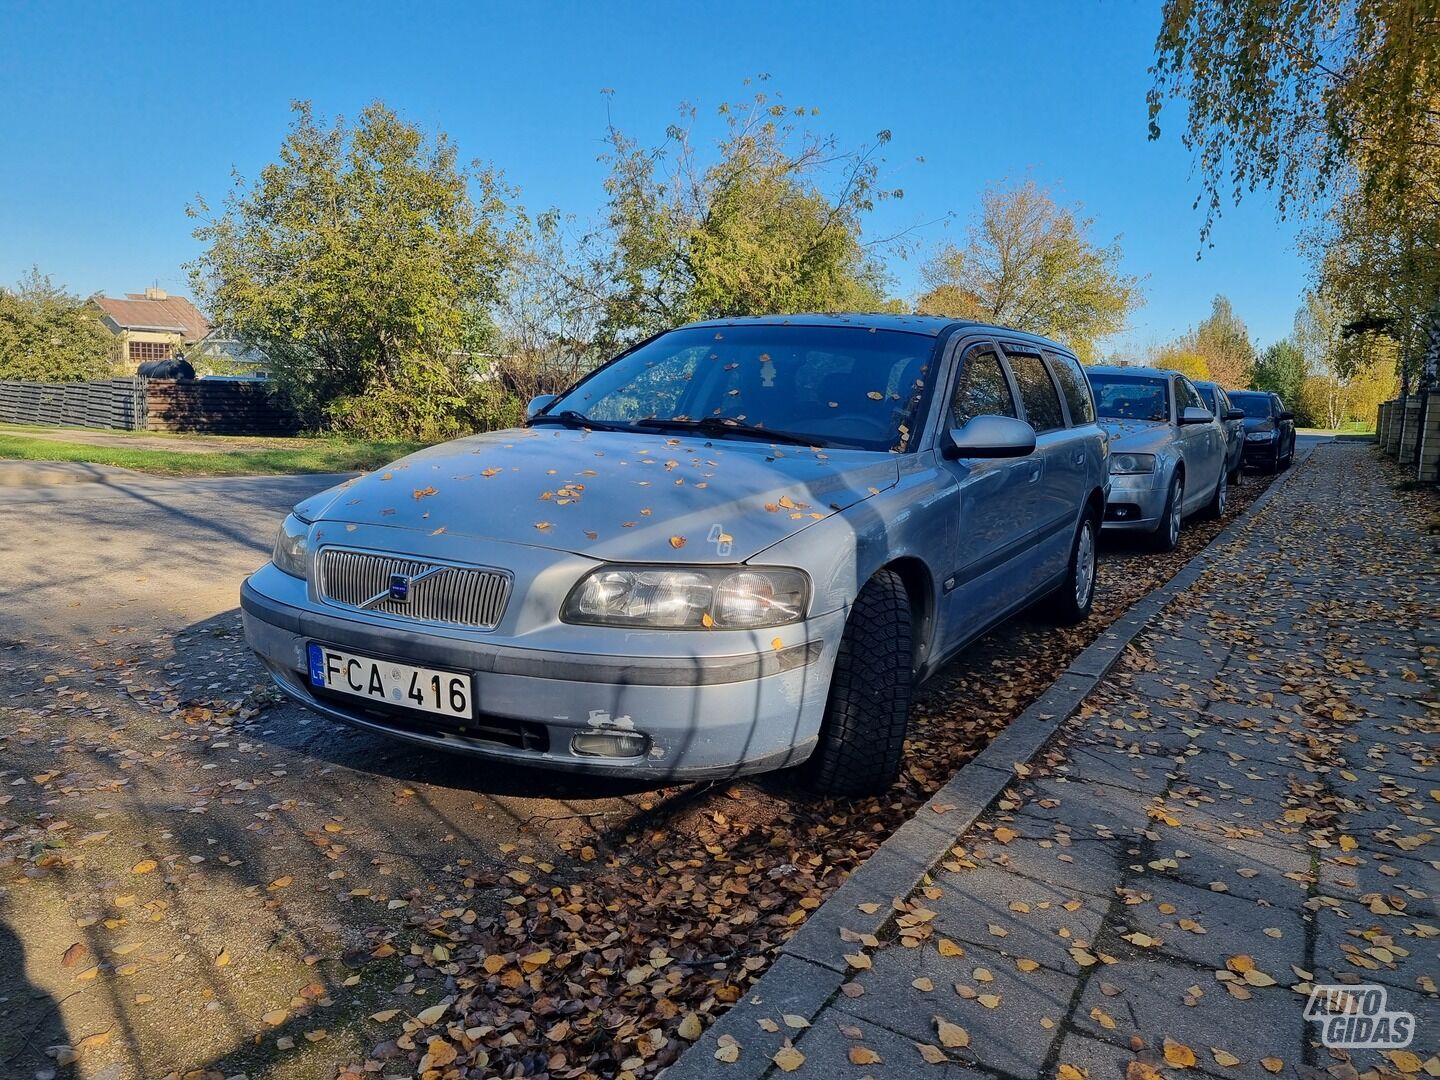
528,410,635,433
641,417,819,447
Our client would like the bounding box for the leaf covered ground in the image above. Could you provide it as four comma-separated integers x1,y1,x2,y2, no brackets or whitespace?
0,467,1289,1080
671,442,1437,1079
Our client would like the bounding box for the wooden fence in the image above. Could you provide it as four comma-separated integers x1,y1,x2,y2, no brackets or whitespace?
0,379,147,429
145,379,298,435
0,378,298,435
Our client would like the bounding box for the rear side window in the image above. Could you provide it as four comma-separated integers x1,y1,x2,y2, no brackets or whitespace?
1005,351,1066,433
950,346,1017,425
1045,351,1095,425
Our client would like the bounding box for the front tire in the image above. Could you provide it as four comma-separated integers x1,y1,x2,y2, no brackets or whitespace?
804,569,913,796
1150,473,1184,552
1046,510,1098,625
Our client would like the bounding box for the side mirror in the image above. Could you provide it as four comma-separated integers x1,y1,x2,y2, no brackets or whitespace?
1278,410,1295,422
526,394,557,421
942,415,1037,460
1224,408,1245,422
1179,406,1212,425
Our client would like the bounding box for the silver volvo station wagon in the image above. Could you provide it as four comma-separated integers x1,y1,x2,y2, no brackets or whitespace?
241,315,1109,794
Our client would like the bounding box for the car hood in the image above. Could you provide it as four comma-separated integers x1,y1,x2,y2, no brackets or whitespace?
294,427,900,564
1097,417,1175,452
1242,417,1276,433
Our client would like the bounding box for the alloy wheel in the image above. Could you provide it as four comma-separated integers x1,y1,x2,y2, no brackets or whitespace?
1168,478,1183,545
1074,520,1096,609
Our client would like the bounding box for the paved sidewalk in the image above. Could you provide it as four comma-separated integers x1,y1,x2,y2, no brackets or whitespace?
675,443,1438,1079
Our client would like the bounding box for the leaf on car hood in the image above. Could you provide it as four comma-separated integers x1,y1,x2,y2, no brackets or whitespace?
295,427,900,562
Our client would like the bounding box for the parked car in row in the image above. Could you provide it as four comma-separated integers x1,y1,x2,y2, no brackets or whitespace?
1228,390,1297,472
1084,365,1229,551
242,314,1107,795
1193,380,1246,483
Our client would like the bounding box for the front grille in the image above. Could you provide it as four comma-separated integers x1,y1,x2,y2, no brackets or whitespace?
317,548,510,629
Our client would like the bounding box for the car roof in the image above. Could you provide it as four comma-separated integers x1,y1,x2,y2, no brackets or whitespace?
679,312,1074,353
1086,363,1178,380
1227,388,1268,398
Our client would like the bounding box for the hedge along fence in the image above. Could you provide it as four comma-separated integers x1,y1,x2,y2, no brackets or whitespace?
0,378,299,436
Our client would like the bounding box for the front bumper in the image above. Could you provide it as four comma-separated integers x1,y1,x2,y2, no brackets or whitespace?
1242,437,1279,465
241,572,843,781
1101,471,1168,532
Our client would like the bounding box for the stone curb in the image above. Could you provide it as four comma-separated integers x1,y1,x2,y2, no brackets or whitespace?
664,449,1317,1080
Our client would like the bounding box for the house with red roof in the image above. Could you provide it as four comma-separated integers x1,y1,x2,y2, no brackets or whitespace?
90,287,212,373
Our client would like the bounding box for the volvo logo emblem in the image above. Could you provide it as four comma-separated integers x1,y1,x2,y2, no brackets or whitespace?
356,563,447,610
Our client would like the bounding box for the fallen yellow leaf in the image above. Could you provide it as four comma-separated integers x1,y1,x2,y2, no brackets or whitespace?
935,1016,970,1048
772,1044,805,1072
1163,1038,1197,1067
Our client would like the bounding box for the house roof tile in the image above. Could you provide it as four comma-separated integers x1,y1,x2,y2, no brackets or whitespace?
93,294,211,341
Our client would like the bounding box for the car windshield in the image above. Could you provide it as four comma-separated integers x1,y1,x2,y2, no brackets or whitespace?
543,324,936,452
1196,385,1217,411
1086,373,1170,423
1228,392,1272,419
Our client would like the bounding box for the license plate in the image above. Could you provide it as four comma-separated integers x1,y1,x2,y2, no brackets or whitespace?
307,643,473,719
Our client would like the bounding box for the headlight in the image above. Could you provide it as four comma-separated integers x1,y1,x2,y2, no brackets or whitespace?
1109,453,1157,475
272,513,311,579
1245,430,1274,441
562,566,809,629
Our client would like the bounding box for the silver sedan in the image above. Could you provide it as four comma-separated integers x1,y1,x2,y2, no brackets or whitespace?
1085,365,1229,550
242,315,1108,794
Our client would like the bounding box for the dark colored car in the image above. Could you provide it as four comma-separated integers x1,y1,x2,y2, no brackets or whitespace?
1229,390,1296,472
1193,381,1245,483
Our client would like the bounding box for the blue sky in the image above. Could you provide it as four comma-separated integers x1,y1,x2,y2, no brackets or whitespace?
0,0,1311,354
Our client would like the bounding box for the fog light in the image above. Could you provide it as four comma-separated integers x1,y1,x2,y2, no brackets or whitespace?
571,731,649,758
